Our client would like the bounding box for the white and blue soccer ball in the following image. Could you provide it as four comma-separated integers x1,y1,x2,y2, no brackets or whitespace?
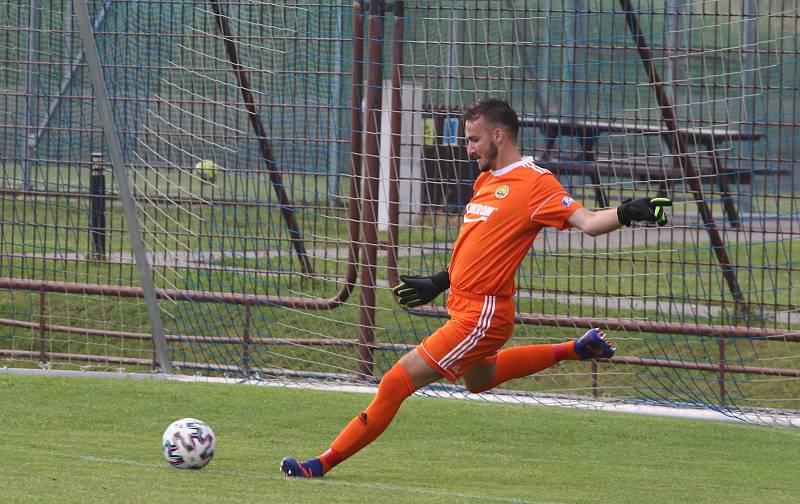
162,418,216,470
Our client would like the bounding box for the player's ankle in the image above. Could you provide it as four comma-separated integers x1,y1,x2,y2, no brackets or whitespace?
319,448,344,474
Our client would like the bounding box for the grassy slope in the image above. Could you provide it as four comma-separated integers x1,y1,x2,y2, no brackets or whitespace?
0,375,797,504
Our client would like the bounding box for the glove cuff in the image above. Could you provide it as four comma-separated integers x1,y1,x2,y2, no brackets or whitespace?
431,270,450,291
617,201,633,226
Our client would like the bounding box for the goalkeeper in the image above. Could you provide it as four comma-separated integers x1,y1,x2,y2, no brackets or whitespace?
281,97,671,478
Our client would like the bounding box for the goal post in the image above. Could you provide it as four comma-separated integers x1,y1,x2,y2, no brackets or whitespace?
73,0,172,374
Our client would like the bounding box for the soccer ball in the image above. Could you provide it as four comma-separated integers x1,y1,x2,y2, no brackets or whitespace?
193,159,217,182
162,418,216,470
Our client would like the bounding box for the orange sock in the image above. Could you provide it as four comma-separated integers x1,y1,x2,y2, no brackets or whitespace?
467,341,578,393
318,363,416,473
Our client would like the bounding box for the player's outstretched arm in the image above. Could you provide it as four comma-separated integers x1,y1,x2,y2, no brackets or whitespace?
568,196,672,236
392,270,450,308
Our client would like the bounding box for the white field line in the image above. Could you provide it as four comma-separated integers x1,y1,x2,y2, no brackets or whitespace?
1,446,562,504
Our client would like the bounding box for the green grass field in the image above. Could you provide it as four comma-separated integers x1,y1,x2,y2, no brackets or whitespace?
1,374,797,504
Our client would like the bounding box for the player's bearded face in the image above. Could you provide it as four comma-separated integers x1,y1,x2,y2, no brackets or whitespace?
465,119,499,172
477,141,498,172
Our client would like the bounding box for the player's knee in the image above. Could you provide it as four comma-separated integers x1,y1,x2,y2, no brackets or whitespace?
463,379,492,394
377,365,416,402
462,365,496,393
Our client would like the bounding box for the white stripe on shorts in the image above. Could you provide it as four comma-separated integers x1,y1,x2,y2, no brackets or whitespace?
438,295,496,371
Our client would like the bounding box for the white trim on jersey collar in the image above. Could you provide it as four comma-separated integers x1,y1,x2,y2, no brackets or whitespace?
490,156,534,177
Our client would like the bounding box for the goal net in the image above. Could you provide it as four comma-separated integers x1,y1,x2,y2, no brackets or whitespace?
1,0,798,425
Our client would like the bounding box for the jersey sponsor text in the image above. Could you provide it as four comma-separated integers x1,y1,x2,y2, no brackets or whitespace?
463,202,498,223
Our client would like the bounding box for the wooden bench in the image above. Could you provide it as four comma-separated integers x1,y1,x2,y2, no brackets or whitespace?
520,115,767,226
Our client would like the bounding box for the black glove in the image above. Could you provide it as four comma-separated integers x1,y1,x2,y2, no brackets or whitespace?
392,270,450,308
617,197,672,226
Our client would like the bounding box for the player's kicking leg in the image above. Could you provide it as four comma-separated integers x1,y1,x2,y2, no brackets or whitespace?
280,350,442,478
461,327,615,393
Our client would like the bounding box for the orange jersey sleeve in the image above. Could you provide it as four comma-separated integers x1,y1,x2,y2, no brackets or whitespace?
528,172,582,230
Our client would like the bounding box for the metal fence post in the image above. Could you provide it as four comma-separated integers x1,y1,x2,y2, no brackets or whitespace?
357,0,385,377
89,152,106,260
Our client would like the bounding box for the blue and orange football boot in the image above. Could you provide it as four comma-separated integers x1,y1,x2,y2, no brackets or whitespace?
574,328,616,360
280,457,324,478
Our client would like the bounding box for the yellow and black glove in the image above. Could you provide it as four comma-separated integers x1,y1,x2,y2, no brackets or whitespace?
392,270,450,308
617,197,672,226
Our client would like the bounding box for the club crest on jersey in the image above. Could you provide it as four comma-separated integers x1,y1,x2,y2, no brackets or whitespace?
561,196,574,208
495,184,510,199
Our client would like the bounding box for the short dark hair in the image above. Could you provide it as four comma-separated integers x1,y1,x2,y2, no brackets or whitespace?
462,97,520,140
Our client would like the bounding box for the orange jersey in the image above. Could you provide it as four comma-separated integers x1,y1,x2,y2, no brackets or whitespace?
449,157,582,296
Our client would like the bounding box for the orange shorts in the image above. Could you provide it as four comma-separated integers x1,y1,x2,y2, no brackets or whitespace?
417,290,516,382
